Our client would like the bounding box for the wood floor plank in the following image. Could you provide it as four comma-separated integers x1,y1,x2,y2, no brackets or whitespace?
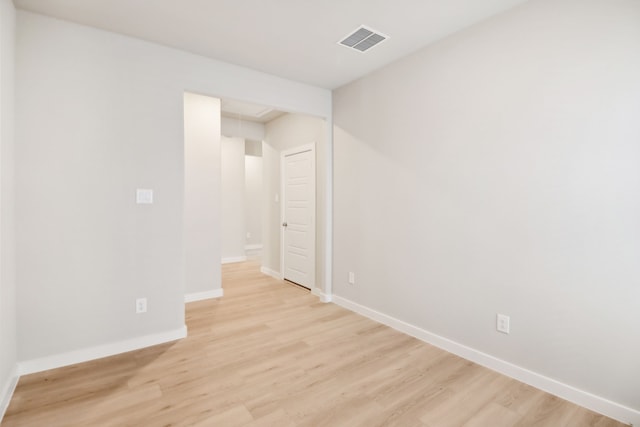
514,394,581,427
2,260,628,427
462,402,522,427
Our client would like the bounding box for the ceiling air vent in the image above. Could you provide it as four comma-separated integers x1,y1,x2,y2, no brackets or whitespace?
338,26,388,52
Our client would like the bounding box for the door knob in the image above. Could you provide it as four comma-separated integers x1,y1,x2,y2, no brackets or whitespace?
282,222,288,227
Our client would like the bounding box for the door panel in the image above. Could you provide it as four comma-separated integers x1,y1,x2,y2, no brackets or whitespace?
282,148,315,288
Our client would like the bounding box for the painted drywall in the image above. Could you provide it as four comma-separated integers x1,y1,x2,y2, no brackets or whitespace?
261,142,279,276
333,0,640,417
221,136,246,260
0,0,16,416
245,139,262,157
184,93,221,294
245,154,263,249
15,11,330,364
16,17,186,362
221,116,264,141
263,113,327,292
222,119,265,257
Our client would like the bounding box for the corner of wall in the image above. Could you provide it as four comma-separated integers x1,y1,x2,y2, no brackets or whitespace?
0,0,17,422
0,366,18,422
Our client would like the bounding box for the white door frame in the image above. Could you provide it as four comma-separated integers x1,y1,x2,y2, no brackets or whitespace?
280,143,316,291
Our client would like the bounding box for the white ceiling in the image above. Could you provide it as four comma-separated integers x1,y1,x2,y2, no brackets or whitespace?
13,0,529,90
220,98,285,124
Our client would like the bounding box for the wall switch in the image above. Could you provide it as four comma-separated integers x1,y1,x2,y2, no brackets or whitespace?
348,272,355,285
497,313,510,334
136,189,153,204
246,232,251,239
136,298,147,314
274,193,279,203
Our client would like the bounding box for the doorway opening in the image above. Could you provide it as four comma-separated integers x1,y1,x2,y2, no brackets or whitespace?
219,98,328,299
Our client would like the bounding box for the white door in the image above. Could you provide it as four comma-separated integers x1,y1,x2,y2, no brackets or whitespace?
281,145,315,289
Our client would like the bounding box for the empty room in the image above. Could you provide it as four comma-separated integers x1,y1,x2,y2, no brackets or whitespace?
1,0,639,426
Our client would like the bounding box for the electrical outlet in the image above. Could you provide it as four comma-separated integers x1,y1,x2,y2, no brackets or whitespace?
136,298,147,314
497,313,510,334
136,189,153,204
348,272,355,285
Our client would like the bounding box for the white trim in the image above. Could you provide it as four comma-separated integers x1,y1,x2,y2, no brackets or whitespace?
0,366,19,422
184,289,224,303
311,287,332,303
280,143,316,289
221,256,247,264
332,296,640,427
244,244,263,258
17,326,187,376
260,266,283,280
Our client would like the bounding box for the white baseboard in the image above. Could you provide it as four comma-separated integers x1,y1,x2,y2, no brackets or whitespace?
260,266,282,280
17,325,187,376
0,366,19,422
185,289,224,303
311,287,332,303
244,245,263,258
221,256,247,264
332,296,639,427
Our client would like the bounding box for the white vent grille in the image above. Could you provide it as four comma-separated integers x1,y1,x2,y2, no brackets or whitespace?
338,26,388,52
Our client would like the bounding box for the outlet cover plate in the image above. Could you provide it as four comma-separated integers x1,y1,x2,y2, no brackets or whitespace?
136,189,153,204
136,298,147,314
497,313,510,334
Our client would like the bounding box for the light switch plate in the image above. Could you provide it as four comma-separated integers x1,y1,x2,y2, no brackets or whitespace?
136,189,153,204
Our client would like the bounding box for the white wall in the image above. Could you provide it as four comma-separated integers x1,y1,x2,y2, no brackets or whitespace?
221,116,264,141
15,10,330,367
221,136,246,261
184,93,221,296
333,0,640,421
0,0,16,416
261,142,279,275
244,154,263,249
263,113,327,293
221,136,264,259
16,15,186,364
222,118,265,257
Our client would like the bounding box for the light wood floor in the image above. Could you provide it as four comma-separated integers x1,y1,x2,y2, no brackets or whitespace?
3,261,627,426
